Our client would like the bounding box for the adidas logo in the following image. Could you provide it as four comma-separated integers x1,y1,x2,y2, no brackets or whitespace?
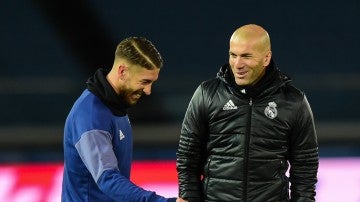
119,130,125,140
223,99,238,110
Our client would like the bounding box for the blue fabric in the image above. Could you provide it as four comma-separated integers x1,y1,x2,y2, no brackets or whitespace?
61,89,170,201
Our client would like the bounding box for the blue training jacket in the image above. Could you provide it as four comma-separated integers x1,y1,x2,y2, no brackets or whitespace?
61,89,171,201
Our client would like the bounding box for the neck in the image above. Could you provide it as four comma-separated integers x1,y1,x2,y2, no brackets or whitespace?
106,70,119,94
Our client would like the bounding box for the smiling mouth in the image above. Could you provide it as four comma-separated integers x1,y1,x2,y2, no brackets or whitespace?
132,90,145,99
236,71,248,78
132,94,142,99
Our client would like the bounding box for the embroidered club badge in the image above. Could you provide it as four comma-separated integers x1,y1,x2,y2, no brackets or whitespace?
264,101,278,119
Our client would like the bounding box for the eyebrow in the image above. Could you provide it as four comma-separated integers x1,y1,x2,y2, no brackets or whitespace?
229,51,253,57
240,53,252,57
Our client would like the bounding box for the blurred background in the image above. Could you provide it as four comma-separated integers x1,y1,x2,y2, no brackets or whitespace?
0,0,359,201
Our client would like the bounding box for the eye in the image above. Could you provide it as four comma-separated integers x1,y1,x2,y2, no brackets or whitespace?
229,52,237,58
141,80,151,85
241,54,252,59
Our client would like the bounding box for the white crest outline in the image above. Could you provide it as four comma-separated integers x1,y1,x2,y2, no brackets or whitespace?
264,101,278,119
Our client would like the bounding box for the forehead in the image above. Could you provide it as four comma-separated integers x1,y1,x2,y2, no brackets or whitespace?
131,66,160,81
229,39,259,54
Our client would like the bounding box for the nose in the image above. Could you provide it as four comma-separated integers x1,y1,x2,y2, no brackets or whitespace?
143,84,152,95
233,57,244,69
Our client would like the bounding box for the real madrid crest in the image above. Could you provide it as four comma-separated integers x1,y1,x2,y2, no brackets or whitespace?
264,101,278,119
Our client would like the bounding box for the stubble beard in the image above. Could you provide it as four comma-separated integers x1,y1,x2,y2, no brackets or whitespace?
118,87,144,107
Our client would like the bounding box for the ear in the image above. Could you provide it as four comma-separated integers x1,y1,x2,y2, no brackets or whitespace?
264,51,272,67
117,65,128,80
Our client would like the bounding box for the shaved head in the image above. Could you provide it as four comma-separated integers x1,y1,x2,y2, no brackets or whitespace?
230,24,271,54
228,24,272,86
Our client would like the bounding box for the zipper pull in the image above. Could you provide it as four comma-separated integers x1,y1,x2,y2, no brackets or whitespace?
249,98,253,106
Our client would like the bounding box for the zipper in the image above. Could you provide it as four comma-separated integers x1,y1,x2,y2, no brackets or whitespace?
204,157,211,196
243,97,252,201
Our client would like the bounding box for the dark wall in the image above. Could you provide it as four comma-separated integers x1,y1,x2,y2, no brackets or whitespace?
1,1,359,134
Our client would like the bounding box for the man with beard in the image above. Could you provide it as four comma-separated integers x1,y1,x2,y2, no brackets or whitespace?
61,37,182,202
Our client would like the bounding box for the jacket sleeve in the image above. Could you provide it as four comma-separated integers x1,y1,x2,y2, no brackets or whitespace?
97,169,175,202
176,84,209,201
289,94,319,202
76,129,173,202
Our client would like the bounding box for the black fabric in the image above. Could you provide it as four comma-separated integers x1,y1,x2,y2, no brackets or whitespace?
177,59,319,201
86,68,128,116
240,60,278,97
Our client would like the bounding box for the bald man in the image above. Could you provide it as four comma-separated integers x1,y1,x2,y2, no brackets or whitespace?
176,24,319,201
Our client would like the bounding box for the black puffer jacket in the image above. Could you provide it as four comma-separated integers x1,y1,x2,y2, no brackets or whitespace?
177,61,318,202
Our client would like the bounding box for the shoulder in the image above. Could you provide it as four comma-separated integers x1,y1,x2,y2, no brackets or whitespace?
279,83,314,119
197,78,222,98
201,78,221,89
67,89,114,131
281,82,306,103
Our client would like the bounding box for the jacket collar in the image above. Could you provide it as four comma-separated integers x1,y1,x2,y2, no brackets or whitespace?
86,68,128,116
217,59,291,97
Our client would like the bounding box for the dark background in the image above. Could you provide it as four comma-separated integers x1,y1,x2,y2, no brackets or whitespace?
1,0,359,162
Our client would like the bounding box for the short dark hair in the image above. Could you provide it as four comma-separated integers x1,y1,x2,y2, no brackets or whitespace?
115,37,163,70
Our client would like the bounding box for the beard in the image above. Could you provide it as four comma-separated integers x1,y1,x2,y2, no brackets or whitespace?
118,87,145,107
